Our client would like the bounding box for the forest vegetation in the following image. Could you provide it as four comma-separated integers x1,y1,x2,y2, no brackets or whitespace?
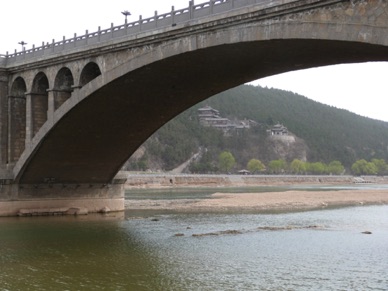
125,85,388,175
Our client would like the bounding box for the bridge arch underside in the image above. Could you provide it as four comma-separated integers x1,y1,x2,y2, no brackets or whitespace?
17,38,388,184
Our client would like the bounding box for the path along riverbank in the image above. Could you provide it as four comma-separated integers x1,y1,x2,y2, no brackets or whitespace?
124,174,388,212
124,173,388,189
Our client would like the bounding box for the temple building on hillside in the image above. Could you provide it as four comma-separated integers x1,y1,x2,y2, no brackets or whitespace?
197,105,252,133
268,123,289,136
197,105,220,120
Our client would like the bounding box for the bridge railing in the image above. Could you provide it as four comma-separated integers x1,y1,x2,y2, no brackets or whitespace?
1,0,285,66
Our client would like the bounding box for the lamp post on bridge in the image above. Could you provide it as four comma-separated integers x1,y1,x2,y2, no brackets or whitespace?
121,10,131,23
18,41,27,51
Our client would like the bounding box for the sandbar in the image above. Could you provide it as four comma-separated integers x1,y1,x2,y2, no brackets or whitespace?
125,189,388,212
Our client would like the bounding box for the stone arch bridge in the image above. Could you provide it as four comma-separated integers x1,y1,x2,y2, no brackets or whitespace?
0,0,387,215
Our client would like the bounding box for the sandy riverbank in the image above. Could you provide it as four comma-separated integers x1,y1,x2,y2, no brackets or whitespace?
125,189,388,212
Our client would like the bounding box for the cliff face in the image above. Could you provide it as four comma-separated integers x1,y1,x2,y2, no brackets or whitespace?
266,135,308,162
125,131,309,173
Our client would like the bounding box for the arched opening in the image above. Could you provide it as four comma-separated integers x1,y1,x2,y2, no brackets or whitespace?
9,77,27,163
54,67,74,110
31,72,49,137
79,62,101,87
16,38,388,184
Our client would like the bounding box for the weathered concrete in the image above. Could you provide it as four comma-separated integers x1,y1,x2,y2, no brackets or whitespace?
1,0,388,215
0,70,9,166
0,183,125,216
0,198,124,217
0,171,127,216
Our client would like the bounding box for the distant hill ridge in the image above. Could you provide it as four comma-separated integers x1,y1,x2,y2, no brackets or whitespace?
125,84,388,172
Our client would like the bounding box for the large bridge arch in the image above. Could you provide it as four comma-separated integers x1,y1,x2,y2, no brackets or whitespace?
12,0,388,184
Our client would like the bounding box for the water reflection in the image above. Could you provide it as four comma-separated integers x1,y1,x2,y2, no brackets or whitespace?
0,214,180,291
122,206,388,290
0,204,387,290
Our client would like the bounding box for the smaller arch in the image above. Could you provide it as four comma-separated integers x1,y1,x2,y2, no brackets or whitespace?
53,67,74,110
30,72,49,137
79,62,101,87
9,77,27,163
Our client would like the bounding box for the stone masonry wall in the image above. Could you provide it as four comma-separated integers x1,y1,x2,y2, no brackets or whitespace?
124,174,388,189
0,71,8,166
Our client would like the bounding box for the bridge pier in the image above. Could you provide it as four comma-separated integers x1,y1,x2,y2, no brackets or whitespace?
0,70,9,166
0,174,127,216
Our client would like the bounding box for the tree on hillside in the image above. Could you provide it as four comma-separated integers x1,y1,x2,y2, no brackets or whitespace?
247,159,265,173
290,159,306,174
327,160,345,175
351,159,378,175
218,151,236,173
268,159,287,174
306,162,326,175
189,151,218,174
371,159,387,175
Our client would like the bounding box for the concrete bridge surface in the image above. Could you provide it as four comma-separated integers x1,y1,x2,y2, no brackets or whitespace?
1,0,388,216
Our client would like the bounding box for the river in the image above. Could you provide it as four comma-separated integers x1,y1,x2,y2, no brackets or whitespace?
0,187,387,290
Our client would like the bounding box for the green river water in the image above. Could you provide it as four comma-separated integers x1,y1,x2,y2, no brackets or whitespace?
0,186,387,290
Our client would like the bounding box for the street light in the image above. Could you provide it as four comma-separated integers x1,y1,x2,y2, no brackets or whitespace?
121,10,131,22
18,41,27,50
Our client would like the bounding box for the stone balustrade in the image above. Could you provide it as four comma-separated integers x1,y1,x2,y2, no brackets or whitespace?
0,0,292,66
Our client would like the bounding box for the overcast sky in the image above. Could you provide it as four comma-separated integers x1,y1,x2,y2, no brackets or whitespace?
1,0,387,121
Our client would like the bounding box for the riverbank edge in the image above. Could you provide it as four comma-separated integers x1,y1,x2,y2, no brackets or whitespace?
123,173,388,212
125,189,388,213
123,173,388,189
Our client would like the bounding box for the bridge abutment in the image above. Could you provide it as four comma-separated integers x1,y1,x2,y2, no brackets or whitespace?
0,182,125,216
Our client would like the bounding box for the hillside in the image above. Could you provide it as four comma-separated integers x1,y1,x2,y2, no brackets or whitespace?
124,84,388,173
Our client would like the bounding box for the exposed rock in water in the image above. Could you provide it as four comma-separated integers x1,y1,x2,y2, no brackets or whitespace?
98,206,110,214
257,225,323,231
191,225,324,237
192,229,243,237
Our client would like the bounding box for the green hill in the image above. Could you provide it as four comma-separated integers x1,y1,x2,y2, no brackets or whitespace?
125,84,388,173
